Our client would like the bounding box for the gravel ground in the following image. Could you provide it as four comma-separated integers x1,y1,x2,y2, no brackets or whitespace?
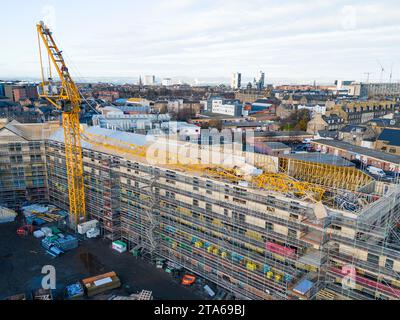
0,220,204,300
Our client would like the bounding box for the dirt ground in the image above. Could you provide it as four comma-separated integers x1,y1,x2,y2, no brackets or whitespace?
0,220,203,300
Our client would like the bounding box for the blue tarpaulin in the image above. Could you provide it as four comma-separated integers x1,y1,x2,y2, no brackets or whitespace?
293,279,314,295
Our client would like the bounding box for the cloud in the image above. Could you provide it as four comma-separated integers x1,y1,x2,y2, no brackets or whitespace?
1,0,400,83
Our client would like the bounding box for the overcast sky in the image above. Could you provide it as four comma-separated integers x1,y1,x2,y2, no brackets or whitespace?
1,0,400,84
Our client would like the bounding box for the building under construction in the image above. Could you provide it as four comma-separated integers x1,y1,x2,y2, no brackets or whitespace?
1,120,400,300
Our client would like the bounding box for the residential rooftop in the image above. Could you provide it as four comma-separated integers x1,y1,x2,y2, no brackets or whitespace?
312,139,400,164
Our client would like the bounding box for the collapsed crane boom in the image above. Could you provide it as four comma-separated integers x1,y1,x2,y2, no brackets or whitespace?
36,21,86,227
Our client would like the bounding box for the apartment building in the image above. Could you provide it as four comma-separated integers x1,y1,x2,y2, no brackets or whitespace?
327,100,396,125
211,99,243,117
2,121,400,300
0,120,60,208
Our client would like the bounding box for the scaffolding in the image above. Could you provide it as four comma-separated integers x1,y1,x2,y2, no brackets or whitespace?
0,139,48,209
3,122,400,300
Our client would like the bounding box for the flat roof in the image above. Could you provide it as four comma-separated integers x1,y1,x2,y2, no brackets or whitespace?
377,128,400,147
312,139,400,164
255,131,313,138
264,142,290,150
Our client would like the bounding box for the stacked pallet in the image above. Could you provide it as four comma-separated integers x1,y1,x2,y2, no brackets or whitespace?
82,272,121,297
0,206,17,224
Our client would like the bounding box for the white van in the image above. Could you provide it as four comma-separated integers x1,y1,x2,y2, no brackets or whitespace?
367,166,386,177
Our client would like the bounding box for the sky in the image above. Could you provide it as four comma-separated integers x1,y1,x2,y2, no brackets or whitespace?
1,0,400,84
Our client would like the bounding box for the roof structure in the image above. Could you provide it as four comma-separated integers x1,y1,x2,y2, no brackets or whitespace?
264,142,290,150
287,152,354,167
0,120,61,141
313,139,400,164
377,129,400,147
339,125,367,133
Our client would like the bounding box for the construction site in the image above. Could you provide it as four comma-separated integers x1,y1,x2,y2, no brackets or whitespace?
1,21,400,301
1,118,400,300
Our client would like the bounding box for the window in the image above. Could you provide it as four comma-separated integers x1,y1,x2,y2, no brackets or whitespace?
10,155,23,163
288,229,297,238
224,209,229,216
233,198,246,205
206,203,212,211
385,259,394,270
193,199,199,207
30,155,42,163
9,143,22,152
29,142,41,151
12,167,24,177
289,213,298,220
13,180,25,188
33,179,45,187
367,253,379,265
266,222,273,232
166,191,175,199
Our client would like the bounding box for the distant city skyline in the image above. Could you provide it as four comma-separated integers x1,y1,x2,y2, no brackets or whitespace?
1,1,400,83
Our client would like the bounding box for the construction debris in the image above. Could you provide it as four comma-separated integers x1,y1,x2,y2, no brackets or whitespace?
0,206,17,224
77,220,99,235
22,204,67,224
65,283,85,299
110,290,153,300
81,272,121,297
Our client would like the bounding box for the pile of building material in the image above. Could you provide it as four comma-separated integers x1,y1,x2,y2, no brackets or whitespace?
22,204,66,224
65,283,85,299
0,206,17,224
137,290,153,300
110,290,153,300
81,272,121,297
112,240,127,253
86,227,100,239
77,219,99,237
6,293,27,300
55,235,79,251
40,227,52,237
33,230,45,238
42,233,78,252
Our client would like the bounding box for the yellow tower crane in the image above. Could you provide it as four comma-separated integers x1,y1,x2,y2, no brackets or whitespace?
36,21,86,227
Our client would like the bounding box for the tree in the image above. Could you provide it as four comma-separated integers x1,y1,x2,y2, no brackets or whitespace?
280,109,311,131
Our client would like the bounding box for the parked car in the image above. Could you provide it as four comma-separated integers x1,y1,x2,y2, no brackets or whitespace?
383,171,399,182
367,166,386,177
181,275,196,286
17,225,35,236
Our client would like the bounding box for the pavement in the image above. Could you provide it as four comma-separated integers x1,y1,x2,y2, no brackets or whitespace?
0,220,203,300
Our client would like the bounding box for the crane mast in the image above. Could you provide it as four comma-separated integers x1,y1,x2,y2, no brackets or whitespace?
36,21,86,227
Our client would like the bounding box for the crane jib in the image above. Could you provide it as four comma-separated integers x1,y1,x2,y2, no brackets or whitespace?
36,21,86,227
